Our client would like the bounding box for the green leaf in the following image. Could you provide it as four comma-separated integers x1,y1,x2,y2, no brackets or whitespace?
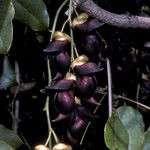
12,0,49,31
117,106,145,150
104,111,129,150
0,56,16,89
0,140,15,150
0,0,14,54
142,127,150,150
0,125,23,149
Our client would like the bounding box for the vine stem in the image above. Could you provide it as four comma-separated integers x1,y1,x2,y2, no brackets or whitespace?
106,58,113,117
44,0,70,147
80,94,106,145
117,95,150,110
44,59,60,146
45,125,59,146
74,46,79,57
70,28,75,60
13,100,19,133
95,89,150,111
44,58,53,149
50,0,69,41
68,0,75,61
61,19,69,32
136,84,140,110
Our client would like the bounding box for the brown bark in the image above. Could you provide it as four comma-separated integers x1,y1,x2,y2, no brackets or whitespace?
74,0,150,29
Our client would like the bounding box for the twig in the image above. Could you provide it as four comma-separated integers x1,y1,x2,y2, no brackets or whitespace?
20,134,32,150
13,100,19,133
136,84,140,110
117,95,150,110
74,0,150,29
50,0,69,41
44,58,53,149
106,58,113,117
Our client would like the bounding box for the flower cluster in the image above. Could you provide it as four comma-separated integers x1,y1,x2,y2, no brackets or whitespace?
43,13,103,146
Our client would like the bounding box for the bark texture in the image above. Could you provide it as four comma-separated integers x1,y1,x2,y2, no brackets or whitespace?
74,0,150,29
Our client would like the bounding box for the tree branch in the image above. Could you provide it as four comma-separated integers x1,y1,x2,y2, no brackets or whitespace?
74,0,150,29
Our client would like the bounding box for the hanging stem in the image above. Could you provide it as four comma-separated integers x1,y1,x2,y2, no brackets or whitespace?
13,100,19,133
44,59,60,148
68,0,75,61
117,95,150,110
44,38,57,148
70,28,75,60
44,58,53,149
44,0,70,147
73,2,79,16
61,19,69,32
74,46,79,57
96,31,107,50
45,127,59,146
136,84,140,110
50,0,69,41
47,58,52,85
106,58,113,117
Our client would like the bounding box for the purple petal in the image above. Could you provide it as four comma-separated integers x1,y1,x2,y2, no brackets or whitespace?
69,114,87,138
53,72,63,80
45,79,74,91
54,51,71,72
76,18,104,33
76,105,99,119
55,91,75,114
85,97,100,105
52,113,69,122
74,62,103,75
43,40,69,53
67,130,79,146
75,76,96,98
82,34,101,56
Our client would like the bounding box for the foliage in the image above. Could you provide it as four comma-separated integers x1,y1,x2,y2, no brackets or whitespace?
0,0,14,54
0,125,23,149
0,56,16,89
12,0,49,31
104,106,149,150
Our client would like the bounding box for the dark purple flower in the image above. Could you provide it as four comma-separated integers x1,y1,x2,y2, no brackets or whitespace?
43,40,69,53
67,130,79,146
43,31,70,53
85,96,100,105
74,18,103,33
76,105,98,119
82,34,102,56
55,91,75,114
45,79,74,91
54,51,71,73
69,113,87,138
74,62,102,75
52,113,70,122
75,76,97,98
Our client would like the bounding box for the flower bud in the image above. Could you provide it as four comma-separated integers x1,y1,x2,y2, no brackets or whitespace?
54,51,71,73
52,143,72,150
43,32,70,53
75,76,96,98
55,91,75,114
35,145,50,150
74,62,102,75
69,113,87,138
72,13,103,33
71,55,89,69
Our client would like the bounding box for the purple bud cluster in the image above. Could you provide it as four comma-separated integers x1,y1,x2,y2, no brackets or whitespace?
43,14,103,146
